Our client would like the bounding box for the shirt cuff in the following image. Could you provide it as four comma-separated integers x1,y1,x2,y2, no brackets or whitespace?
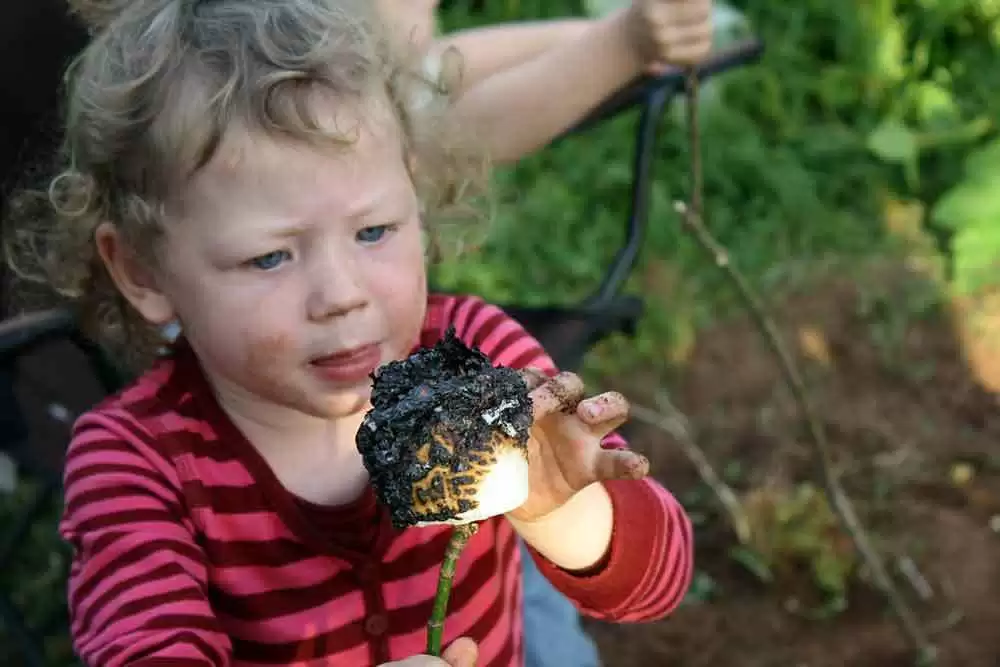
523,478,663,612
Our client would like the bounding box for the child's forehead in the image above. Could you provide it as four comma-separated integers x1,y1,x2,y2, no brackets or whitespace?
214,97,403,171
175,105,413,224
195,103,403,184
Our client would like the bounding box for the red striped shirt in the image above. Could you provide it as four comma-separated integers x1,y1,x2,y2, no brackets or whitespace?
59,294,693,666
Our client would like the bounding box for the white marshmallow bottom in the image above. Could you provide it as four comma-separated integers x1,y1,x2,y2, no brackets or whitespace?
414,446,530,527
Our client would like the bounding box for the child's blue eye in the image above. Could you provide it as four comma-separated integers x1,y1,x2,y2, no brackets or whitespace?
248,250,291,270
356,225,394,244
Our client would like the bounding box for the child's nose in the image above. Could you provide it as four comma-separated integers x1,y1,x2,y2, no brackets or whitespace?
305,255,369,321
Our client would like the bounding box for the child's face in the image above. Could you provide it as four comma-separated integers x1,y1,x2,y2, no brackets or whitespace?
151,102,428,420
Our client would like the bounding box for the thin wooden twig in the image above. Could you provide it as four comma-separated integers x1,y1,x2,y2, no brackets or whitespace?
680,68,936,664
629,397,751,544
897,555,935,602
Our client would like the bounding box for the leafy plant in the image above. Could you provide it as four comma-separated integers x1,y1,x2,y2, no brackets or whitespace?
734,483,859,617
851,0,1000,307
930,137,1000,295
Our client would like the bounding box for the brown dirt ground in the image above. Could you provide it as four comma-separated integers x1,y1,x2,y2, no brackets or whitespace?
586,261,1000,667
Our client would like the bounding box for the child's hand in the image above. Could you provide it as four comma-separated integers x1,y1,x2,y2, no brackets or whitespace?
627,0,713,69
381,637,478,666
508,370,649,524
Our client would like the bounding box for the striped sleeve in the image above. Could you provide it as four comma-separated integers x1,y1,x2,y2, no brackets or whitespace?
446,295,694,622
59,410,232,666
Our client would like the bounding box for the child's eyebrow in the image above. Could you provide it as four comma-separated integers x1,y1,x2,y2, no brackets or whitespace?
343,184,416,222
259,196,405,238
267,221,313,239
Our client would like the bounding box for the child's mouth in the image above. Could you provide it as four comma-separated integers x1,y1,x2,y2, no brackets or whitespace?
309,344,382,384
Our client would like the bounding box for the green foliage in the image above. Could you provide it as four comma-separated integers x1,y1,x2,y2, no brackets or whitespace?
435,0,1000,381
679,570,720,606
435,0,1000,386
855,0,1000,298
736,483,859,617
930,137,1000,294
0,480,76,667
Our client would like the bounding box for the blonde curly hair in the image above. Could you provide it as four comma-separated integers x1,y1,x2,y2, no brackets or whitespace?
4,0,488,371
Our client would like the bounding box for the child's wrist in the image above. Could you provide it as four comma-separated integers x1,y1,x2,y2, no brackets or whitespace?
623,2,662,70
596,5,649,79
507,483,614,571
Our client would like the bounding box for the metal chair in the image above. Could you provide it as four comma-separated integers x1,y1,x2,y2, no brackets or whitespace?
0,7,763,659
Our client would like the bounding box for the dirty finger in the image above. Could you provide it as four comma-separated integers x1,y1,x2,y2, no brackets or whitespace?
577,391,629,424
529,371,586,419
518,367,550,392
594,449,650,482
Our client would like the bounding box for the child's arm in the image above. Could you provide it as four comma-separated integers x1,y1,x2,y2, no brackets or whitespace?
432,19,593,91
446,296,694,622
436,9,644,164
433,0,711,164
60,413,233,666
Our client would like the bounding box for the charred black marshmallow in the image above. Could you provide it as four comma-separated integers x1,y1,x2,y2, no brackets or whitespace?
356,328,533,528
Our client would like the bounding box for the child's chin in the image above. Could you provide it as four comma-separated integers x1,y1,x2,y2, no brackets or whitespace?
314,387,374,420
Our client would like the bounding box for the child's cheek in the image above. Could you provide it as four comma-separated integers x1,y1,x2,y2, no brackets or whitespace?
245,331,296,375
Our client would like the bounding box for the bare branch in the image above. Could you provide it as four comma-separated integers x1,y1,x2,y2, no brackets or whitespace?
679,68,936,664
629,396,751,544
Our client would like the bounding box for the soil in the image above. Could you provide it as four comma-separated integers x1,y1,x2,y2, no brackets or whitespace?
586,261,1000,666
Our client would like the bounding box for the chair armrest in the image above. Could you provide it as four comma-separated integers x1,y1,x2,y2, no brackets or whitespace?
0,308,77,362
567,36,765,136
0,307,126,393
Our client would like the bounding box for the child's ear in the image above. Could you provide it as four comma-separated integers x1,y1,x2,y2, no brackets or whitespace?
94,222,175,326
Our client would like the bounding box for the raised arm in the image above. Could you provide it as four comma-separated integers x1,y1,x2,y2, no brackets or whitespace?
60,412,232,666
432,18,593,90
378,0,709,163
434,0,711,164
438,8,645,164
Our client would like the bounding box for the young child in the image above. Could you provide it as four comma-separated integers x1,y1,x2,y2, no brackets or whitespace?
7,0,693,665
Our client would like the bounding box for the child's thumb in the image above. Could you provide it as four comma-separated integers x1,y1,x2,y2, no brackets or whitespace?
441,637,478,667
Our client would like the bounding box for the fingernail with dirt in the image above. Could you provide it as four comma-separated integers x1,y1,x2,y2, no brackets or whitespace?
520,367,548,391
598,451,650,481
549,372,584,412
626,454,650,479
